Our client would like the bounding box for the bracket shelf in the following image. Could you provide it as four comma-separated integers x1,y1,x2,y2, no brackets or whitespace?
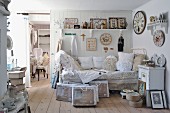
147,20,168,35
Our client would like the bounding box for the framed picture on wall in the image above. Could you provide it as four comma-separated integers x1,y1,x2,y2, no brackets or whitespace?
64,18,78,29
86,38,97,51
90,18,101,29
109,17,118,29
117,18,126,29
90,18,107,29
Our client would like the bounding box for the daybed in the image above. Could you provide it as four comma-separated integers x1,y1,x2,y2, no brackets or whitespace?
55,50,145,90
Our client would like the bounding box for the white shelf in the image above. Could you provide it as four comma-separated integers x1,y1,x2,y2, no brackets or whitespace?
61,28,127,31
38,29,50,54
147,20,168,35
59,28,127,37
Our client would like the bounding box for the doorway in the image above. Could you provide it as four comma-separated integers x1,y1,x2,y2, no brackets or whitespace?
29,22,50,82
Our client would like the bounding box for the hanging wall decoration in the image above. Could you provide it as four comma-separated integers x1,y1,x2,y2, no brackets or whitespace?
100,33,112,45
86,38,96,51
80,33,86,41
153,30,165,47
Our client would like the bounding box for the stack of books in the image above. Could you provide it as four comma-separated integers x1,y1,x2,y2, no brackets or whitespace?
8,71,25,92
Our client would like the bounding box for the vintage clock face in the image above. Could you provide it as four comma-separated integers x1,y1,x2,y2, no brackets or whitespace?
100,33,112,45
133,11,146,34
153,30,165,47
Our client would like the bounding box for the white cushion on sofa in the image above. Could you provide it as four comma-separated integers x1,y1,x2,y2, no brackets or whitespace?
93,57,105,69
117,52,134,71
118,52,134,62
78,56,93,69
116,61,133,71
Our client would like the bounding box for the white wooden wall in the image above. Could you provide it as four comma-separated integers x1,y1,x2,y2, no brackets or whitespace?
50,10,133,84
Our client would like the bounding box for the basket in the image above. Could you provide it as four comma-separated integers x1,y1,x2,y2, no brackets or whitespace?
126,92,141,102
129,99,143,108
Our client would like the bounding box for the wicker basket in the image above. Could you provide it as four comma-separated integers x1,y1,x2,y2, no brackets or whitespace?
126,92,141,102
129,99,143,108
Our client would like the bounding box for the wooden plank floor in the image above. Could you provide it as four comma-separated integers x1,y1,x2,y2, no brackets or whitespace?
27,74,170,113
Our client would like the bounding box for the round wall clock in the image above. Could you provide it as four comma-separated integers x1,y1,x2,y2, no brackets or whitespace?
133,11,146,34
100,33,112,45
153,30,165,47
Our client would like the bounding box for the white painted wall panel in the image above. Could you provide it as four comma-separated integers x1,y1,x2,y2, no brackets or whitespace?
0,13,7,99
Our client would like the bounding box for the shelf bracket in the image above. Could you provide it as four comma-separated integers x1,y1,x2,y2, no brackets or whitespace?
147,20,168,35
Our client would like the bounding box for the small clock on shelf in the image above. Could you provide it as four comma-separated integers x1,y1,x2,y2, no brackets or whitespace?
100,33,112,45
133,11,147,34
153,30,165,47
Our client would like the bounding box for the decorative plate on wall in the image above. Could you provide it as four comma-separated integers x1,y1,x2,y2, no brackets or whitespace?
153,30,165,47
100,33,112,45
150,53,158,63
155,54,166,67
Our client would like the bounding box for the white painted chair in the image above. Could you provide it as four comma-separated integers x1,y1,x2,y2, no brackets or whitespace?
32,48,49,81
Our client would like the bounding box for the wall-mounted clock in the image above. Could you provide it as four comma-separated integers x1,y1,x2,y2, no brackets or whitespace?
153,30,165,47
100,33,112,45
133,11,146,34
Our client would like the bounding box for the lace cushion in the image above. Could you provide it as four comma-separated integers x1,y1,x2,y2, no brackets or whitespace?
102,55,117,71
116,61,133,71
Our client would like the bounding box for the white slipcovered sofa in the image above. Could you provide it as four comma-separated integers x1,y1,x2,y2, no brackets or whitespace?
55,50,145,90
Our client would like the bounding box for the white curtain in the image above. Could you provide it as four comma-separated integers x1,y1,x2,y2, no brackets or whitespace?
71,35,78,58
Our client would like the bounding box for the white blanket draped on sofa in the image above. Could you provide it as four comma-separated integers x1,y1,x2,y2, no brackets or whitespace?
62,69,109,83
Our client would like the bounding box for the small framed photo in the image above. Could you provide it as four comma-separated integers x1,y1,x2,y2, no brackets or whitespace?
117,18,126,29
109,17,118,29
100,19,107,29
74,25,80,29
150,90,164,109
86,38,96,51
64,18,78,29
138,80,146,95
90,18,107,29
90,18,100,29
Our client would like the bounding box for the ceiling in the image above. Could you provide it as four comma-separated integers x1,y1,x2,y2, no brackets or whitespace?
9,0,152,12
9,0,152,24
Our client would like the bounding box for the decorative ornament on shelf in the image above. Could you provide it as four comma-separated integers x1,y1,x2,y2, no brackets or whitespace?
118,30,124,52
147,12,168,35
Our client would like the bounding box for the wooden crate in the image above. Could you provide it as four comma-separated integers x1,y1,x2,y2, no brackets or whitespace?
56,83,80,102
89,80,109,97
72,85,97,106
